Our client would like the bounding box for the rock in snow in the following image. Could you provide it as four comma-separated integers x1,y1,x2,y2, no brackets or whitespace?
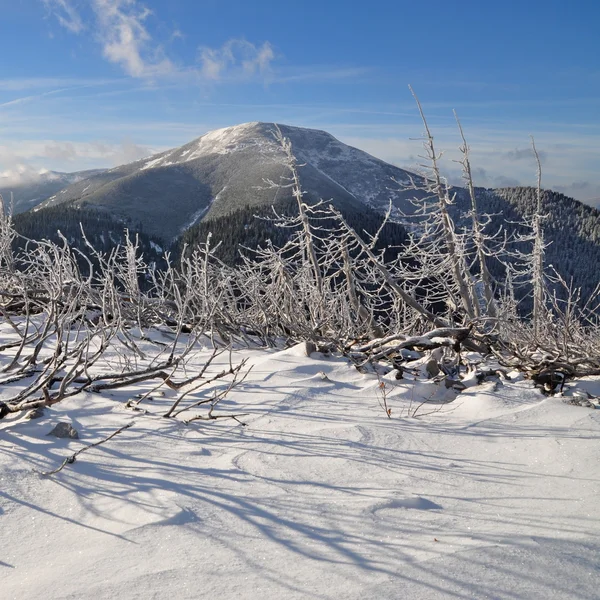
46,422,79,439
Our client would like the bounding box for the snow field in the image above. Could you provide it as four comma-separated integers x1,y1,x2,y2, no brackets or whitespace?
1,341,599,599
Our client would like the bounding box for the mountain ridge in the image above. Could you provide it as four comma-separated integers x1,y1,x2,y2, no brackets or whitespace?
6,121,600,299
32,122,421,240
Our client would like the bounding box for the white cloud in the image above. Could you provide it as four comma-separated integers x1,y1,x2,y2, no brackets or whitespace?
198,39,274,82
45,0,175,78
0,163,51,186
92,0,174,78
335,127,600,204
89,138,153,164
43,0,84,33
0,138,157,178
554,181,600,206
43,141,79,161
502,146,548,163
445,165,521,190
44,1,275,83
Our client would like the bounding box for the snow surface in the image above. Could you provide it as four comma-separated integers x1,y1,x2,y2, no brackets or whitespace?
176,186,230,235
132,123,269,172
141,152,173,171
1,341,599,599
185,122,261,159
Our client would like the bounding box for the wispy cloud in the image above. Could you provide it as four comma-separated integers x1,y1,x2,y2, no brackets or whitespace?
0,163,50,186
553,181,600,206
43,1,374,89
93,0,174,78
44,0,175,77
502,147,548,163
0,77,120,91
43,0,84,33
0,137,157,178
198,39,274,82
1,87,88,109
0,78,127,113
44,0,275,83
274,66,373,84
335,121,600,204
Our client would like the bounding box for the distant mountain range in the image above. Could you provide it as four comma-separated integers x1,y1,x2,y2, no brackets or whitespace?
0,169,105,215
5,121,600,298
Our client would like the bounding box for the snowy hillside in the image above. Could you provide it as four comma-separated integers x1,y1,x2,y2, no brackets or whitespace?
10,122,600,296
133,122,416,212
2,336,600,600
33,123,420,240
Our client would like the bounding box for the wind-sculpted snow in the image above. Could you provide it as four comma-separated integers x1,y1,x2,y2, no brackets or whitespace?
1,338,599,599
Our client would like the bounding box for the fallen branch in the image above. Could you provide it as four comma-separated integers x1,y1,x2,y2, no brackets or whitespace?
349,327,476,366
39,422,133,476
351,327,472,354
183,412,248,425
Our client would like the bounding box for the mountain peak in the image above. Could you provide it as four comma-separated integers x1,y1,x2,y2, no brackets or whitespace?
135,121,339,172
31,122,418,240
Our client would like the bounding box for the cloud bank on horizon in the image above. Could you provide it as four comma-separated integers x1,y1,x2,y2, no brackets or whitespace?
0,0,599,204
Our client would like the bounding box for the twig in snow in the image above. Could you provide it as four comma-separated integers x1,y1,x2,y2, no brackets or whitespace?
38,422,133,476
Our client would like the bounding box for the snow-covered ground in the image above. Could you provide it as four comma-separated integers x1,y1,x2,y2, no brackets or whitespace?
1,342,599,599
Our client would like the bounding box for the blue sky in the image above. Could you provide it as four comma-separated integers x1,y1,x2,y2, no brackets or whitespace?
1,0,599,203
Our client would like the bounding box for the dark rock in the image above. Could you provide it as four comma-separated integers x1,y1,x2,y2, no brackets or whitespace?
47,422,79,439
26,406,46,420
425,359,440,379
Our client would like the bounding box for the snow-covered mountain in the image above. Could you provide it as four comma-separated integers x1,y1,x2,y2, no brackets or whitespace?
0,169,105,214
12,122,600,299
34,122,421,240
